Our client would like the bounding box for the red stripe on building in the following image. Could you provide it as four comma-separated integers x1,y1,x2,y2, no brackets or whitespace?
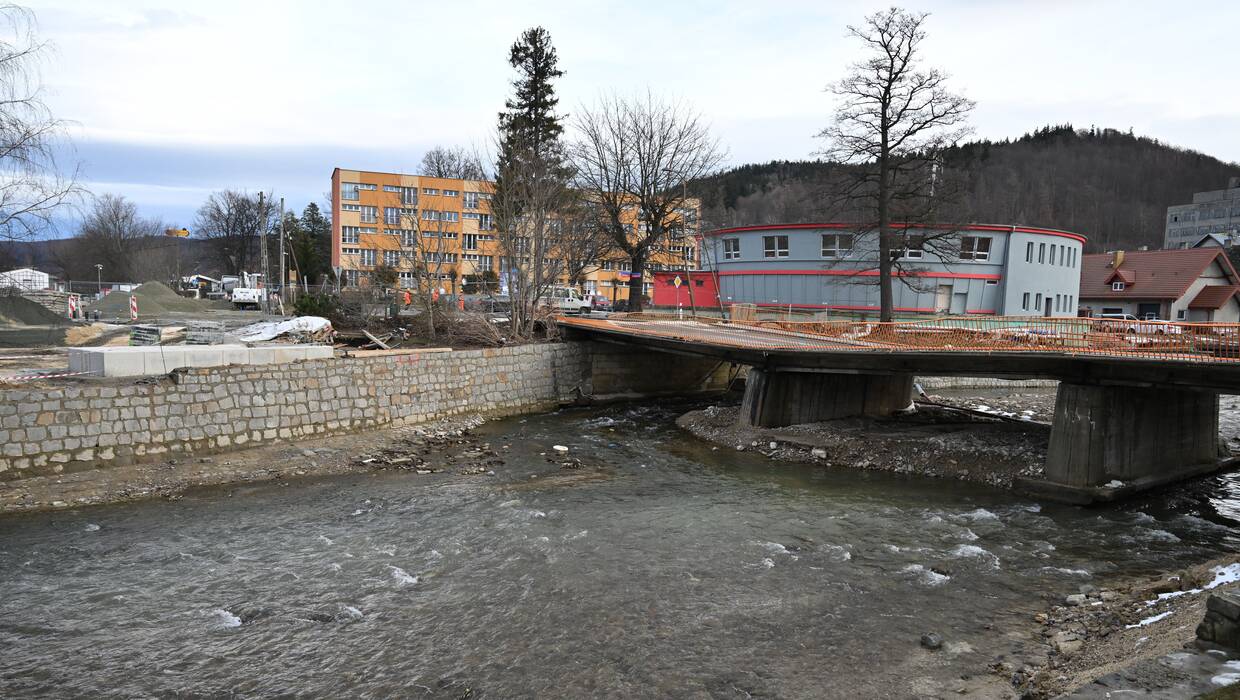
702,222,1087,244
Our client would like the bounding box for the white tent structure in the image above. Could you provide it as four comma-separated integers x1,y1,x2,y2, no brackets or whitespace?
0,268,52,291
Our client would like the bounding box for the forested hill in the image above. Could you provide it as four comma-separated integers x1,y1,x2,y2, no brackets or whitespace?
691,126,1240,252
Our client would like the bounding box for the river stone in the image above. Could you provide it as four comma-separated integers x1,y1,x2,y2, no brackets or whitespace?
920,633,943,650
810,447,828,459
1065,594,1088,606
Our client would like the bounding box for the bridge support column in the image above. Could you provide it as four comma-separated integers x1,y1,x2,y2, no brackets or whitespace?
1027,383,1222,503
739,368,913,428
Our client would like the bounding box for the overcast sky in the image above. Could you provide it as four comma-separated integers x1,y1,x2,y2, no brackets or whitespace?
33,0,1240,232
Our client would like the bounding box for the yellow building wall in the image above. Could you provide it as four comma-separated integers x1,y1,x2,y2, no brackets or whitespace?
331,167,698,301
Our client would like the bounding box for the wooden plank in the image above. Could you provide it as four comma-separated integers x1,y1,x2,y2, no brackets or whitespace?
362,330,390,350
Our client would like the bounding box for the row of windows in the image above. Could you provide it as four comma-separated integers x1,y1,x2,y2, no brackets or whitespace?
723,234,990,262
1171,207,1240,223
1021,292,1075,313
1024,241,1077,268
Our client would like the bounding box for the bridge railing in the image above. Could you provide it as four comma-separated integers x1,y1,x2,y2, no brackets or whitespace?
726,316,1240,362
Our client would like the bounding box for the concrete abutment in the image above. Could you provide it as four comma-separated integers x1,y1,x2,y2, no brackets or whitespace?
1022,383,1225,503
739,368,914,428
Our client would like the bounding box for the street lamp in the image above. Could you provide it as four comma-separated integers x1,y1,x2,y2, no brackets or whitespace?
94,264,103,297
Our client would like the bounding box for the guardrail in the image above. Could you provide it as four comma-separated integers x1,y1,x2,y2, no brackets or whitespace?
729,316,1240,362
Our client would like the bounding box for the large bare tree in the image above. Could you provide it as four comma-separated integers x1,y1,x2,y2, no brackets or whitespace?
76,193,165,281
571,93,723,311
816,7,974,321
0,5,80,241
194,190,276,276
420,145,486,180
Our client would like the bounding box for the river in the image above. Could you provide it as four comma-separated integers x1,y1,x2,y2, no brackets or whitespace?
3,401,1240,698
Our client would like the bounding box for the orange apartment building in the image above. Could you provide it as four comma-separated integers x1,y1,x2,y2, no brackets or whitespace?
330,168,700,303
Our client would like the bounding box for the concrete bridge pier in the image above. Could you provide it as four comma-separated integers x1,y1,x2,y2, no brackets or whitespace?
739,368,914,428
1023,383,1224,504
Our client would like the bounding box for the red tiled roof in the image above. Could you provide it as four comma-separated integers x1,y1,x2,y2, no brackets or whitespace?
1080,249,1240,301
1188,285,1240,310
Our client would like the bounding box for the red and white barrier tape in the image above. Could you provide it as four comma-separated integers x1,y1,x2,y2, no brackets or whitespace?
0,370,97,382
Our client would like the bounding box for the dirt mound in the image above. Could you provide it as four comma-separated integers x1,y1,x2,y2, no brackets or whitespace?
88,281,230,315
0,295,70,326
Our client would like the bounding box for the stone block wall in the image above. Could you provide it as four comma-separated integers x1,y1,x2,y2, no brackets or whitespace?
0,343,593,480
0,341,735,481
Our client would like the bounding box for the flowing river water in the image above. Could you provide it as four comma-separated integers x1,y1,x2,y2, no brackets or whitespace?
4,401,1240,698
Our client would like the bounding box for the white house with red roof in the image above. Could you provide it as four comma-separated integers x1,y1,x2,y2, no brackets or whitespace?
1079,248,1240,322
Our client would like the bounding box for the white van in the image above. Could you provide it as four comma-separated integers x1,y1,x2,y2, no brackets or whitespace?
541,286,591,314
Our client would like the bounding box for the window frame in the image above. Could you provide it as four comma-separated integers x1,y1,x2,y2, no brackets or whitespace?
762,235,790,259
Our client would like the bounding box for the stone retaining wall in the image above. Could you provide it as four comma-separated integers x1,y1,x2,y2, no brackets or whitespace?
915,376,1059,390
0,342,733,481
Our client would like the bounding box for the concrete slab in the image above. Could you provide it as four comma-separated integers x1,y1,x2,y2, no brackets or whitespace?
67,344,335,378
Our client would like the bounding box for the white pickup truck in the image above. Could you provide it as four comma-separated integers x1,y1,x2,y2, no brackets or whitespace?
230,288,263,310
541,286,592,314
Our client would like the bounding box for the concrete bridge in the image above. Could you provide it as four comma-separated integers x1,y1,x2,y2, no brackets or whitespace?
561,316,1240,504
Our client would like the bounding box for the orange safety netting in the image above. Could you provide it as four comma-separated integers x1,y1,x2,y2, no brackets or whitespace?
560,315,1240,363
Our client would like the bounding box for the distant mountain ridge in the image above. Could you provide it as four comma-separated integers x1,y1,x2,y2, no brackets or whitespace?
690,125,1240,252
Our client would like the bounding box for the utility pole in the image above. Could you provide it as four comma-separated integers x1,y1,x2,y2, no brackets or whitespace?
278,197,286,309
257,192,270,314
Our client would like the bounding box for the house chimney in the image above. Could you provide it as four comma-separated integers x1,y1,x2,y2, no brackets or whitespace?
1112,250,1125,269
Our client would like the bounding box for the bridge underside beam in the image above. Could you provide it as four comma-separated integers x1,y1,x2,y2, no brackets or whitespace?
739,368,913,428
1023,383,1223,503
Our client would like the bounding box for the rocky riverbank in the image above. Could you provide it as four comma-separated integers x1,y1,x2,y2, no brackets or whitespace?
1017,554,1240,698
677,400,1050,489
0,414,505,515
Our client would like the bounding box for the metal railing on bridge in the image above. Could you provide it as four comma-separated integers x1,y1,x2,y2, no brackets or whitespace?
568,315,1240,364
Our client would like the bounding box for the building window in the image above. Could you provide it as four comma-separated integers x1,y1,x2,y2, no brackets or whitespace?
722,238,740,260
423,187,440,195
422,210,440,221
399,187,418,206
1049,245,1057,266
762,235,788,258
463,192,480,209
358,183,376,191
383,185,401,193
384,207,401,226
442,211,459,223
1178,309,1186,320
360,249,377,266
897,234,925,260
478,255,493,271
1035,292,1042,309
360,206,378,224
478,214,493,230
1112,281,1125,291
1026,242,1033,262
821,233,853,259
341,182,359,200
1038,243,1046,263
341,226,361,244
1022,292,1030,310
442,189,458,197
985,279,998,286
960,236,991,261
463,233,478,250
341,204,361,212
383,250,400,267
401,230,417,247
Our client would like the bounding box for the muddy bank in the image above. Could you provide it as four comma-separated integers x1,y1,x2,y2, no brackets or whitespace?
0,415,508,515
677,401,1049,488
1017,553,1240,698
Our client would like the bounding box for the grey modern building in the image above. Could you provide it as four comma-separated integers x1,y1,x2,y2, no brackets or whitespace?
701,223,1084,317
1164,178,1240,249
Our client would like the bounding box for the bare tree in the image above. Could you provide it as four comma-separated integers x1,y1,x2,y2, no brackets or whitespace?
556,196,614,287
571,92,724,311
194,190,276,276
0,5,81,241
392,204,461,341
816,7,974,321
491,138,575,337
420,146,486,180
76,193,164,281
